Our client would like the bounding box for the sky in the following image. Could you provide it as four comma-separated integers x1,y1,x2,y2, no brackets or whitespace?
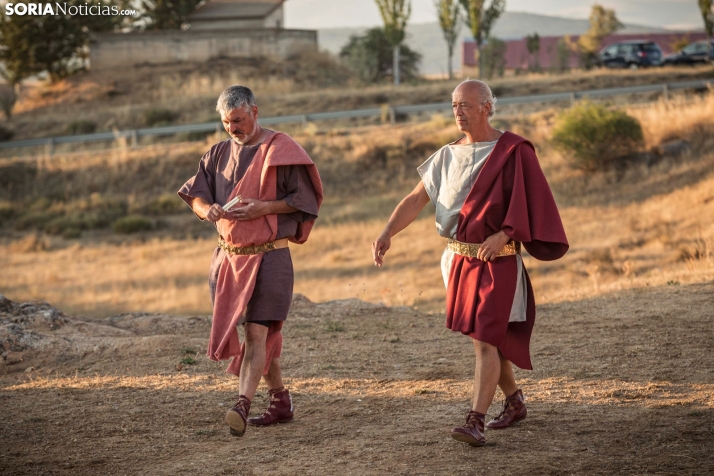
284,0,704,31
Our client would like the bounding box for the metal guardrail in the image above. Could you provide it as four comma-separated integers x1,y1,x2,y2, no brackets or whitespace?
0,79,711,153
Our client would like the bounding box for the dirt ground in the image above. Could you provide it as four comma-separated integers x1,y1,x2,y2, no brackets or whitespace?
1,280,713,475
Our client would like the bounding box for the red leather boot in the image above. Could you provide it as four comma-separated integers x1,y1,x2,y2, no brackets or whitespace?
486,389,527,429
451,410,486,446
247,387,294,426
225,395,251,437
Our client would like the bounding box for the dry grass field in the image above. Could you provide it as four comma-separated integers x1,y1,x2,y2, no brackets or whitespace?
1,78,714,474
6,62,713,141
1,93,713,316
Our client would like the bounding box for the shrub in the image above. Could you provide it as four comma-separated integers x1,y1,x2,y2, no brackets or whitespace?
0,201,15,226
66,120,97,135
141,194,185,215
113,215,152,234
551,102,644,172
0,84,17,119
0,124,14,142
14,211,56,231
144,108,178,127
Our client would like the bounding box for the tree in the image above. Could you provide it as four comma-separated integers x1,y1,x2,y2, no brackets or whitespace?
0,1,127,86
435,0,461,79
340,27,421,84
525,32,540,71
375,0,412,86
577,4,623,69
699,1,713,44
138,0,202,30
556,37,571,73
481,37,506,79
459,0,505,78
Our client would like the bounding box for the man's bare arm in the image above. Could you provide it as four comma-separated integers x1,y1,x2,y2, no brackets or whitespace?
190,197,297,223
372,181,431,267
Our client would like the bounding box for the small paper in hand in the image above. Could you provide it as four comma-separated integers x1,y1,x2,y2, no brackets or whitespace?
223,195,242,212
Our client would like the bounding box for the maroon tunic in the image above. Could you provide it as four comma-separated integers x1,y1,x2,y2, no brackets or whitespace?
446,131,568,370
178,138,318,322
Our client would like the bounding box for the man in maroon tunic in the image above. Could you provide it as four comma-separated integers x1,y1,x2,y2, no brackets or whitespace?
179,86,321,437
372,80,568,447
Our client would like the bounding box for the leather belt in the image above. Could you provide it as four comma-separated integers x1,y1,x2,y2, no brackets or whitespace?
447,238,521,258
218,237,289,255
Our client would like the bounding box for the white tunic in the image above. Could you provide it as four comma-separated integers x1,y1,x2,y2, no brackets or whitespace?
417,140,527,323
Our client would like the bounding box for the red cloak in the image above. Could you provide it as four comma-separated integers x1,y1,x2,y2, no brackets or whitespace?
446,131,568,370
209,132,323,376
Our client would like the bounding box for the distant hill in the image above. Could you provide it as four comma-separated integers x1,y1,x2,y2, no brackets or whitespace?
318,11,670,76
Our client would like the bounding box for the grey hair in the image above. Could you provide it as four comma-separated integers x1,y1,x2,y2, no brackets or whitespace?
454,79,497,118
216,85,257,117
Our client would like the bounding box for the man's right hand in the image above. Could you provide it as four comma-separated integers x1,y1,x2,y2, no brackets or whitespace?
205,203,226,223
372,232,391,267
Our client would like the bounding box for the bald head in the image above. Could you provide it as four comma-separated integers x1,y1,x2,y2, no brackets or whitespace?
452,80,497,118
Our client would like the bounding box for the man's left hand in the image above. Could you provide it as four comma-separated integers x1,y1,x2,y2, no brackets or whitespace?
230,198,269,221
477,230,511,262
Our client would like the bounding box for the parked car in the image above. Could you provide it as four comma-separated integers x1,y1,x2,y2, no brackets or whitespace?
662,40,714,65
599,41,664,69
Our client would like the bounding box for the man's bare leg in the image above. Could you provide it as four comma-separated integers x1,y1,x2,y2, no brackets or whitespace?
248,356,294,427
451,339,500,446
239,323,269,400
497,352,518,398
226,323,268,436
472,340,502,413
486,351,527,430
263,358,284,390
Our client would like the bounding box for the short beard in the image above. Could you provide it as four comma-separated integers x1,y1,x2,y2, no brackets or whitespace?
232,121,259,145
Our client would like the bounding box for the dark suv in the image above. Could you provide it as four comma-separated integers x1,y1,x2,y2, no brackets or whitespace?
663,40,714,65
599,41,664,69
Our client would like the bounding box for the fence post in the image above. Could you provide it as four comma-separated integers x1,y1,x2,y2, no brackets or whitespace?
45,138,54,157
389,107,396,125
569,92,576,107
131,130,138,148
301,115,308,129
663,84,669,101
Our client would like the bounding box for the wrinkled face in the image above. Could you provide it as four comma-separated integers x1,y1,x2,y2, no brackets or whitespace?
222,106,259,145
451,85,490,133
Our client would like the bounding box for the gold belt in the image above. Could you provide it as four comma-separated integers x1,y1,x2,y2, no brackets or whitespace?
218,237,289,255
448,238,521,258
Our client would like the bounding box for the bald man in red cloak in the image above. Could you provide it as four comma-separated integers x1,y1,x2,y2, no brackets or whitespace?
372,80,568,447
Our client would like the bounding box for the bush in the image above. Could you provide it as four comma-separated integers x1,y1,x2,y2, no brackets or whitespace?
113,215,152,234
67,120,97,135
14,211,56,231
140,193,185,215
0,124,14,142
0,201,15,225
144,108,178,127
551,102,644,172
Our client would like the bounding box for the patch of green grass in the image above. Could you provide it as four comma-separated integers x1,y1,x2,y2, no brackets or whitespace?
180,356,196,365
67,120,97,135
181,347,197,355
144,108,178,127
113,215,152,234
325,321,345,332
